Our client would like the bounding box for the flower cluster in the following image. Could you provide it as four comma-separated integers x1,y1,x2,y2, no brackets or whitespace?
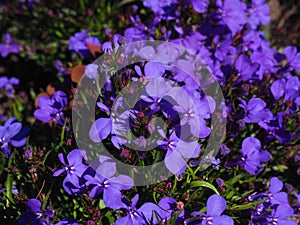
0,0,299,224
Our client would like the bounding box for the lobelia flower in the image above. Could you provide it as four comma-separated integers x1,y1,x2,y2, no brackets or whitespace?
139,77,172,114
214,38,237,65
54,60,66,77
249,177,291,207
283,46,300,72
143,0,178,21
53,149,89,195
54,218,78,225
191,0,208,13
68,30,100,58
0,117,27,158
0,76,20,98
18,199,55,225
0,185,19,195
85,64,99,79
158,131,201,175
235,54,260,82
89,101,122,144
168,86,211,139
115,194,168,225
216,0,247,34
158,197,185,224
34,91,68,127
266,205,297,225
185,194,234,225
0,33,20,58
258,112,291,145
270,75,300,102
247,0,270,29
84,156,133,209
252,204,297,225
250,45,277,79
239,137,270,175
239,97,273,123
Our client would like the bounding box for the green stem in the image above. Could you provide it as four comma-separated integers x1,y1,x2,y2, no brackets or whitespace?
6,150,16,206
79,0,86,12
42,183,53,210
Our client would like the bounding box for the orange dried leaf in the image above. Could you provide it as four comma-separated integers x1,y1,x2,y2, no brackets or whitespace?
71,65,85,84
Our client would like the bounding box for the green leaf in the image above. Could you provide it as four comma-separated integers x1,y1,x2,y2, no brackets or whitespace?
190,181,219,195
228,200,265,211
99,199,106,209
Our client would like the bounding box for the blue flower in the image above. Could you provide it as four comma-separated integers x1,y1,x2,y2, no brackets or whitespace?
239,137,270,175
239,97,273,123
19,199,54,225
68,30,100,58
216,0,247,34
0,33,20,58
248,0,270,29
0,76,19,98
34,91,68,127
235,54,260,81
53,149,89,195
115,194,168,225
284,46,300,72
84,156,133,209
185,194,234,225
0,117,27,158
270,75,300,102
158,131,201,175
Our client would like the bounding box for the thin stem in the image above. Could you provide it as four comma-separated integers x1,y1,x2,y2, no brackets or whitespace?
6,150,16,206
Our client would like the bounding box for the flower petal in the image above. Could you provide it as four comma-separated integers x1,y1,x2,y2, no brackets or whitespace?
206,194,226,216
89,118,112,142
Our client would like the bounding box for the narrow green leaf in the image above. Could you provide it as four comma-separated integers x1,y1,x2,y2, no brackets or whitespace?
190,181,219,195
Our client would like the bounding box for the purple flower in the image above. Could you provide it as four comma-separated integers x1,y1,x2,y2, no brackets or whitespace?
115,194,167,225
68,30,100,58
53,149,89,195
215,38,237,65
89,103,113,143
0,76,20,98
89,100,130,148
158,132,201,175
267,205,297,225
158,197,185,223
235,54,260,82
0,117,27,157
0,185,19,195
258,112,291,145
249,177,291,207
18,199,54,225
54,218,78,225
34,91,68,127
54,60,66,77
217,0,247,34
220,144,230,156
250,46,277,79
85,64,99,79
0,33,20,58
248,0,270,29
185,194,234,225
84,156,133,209
239,137,270,175
143,0,178,21
252,204,297,225
169,87,211,138
191,0,208,13
270,76,300,102
284,46,300,72
239,97,273,123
